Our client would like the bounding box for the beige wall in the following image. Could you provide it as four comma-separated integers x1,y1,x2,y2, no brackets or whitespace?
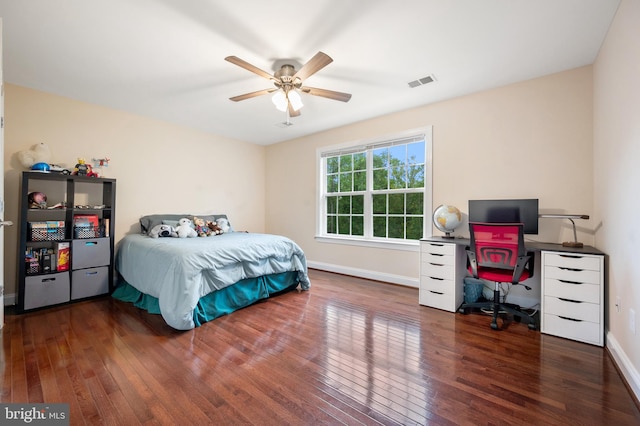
3,84,266,296
266,66,594,285
593,0,640,399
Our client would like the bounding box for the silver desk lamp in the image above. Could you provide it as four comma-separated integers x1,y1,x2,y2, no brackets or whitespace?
539,214,590,248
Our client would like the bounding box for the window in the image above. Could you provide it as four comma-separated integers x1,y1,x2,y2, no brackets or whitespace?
318,128,432,244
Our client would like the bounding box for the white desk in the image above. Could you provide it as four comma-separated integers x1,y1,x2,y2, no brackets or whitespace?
419,237,605,346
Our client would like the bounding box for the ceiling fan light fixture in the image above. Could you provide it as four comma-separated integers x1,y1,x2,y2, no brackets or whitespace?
288,90,304,111
272,91,288,112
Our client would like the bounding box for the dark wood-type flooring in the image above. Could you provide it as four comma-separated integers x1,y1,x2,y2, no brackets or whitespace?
2,269,639,425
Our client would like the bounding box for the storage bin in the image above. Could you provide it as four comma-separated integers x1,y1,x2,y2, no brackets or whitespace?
463,277,485,304
29,221,65,241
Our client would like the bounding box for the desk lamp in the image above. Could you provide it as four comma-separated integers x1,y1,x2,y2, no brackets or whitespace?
539,214,590,248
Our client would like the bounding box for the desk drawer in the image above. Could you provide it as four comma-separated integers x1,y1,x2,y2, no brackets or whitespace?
544,278,600,304
543,296,600,323
543,313,601,345
420,285,455,311
544,266,601,285
421,251,455,266
421,242,455,256
544,253,601,271
421,262,455,280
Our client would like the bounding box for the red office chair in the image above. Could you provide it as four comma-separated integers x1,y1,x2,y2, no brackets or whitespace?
458,222,537,330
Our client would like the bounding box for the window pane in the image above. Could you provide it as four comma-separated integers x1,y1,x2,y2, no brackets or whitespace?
389,145,406,165
354,171,366,191
407,142,425,164
339,155,352,172
337,196,351,214
373,148,388,168
406,192,423,215
353,152,366,170
352,195,364,214
327,174,339,193
339,172,352,192
389,166,407,189
372,194,386,214
327,196,337,214
338,216,350,235
327,216,337,234
373,216,386,237
326,157,339,174
352,216,364,236
406,217,423,240
373,169,388,190
408,165,424,188
389,193,405,214
388,216,405,239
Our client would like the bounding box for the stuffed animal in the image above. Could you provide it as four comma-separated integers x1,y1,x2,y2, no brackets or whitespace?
207,220,223,235
193,216,211,237
17,143,52,169
149,224,178,238
216,218,231,233
175,218,197,238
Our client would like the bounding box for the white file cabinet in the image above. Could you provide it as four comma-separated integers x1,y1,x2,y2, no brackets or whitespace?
541,251,604,346
419,241,466,312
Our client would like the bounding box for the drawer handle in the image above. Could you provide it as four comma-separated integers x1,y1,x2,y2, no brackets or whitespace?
559,267,583,272
86,271,99,276
85,241,98,246
429,263,444,267
558,297,582,304
429,277,444,281
429,243,445,247
558,316,582,322
559,254,583,259
42,277,56,283
429,291,444,295
558,279,582,285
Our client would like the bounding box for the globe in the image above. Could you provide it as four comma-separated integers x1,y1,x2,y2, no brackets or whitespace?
433,205,462,238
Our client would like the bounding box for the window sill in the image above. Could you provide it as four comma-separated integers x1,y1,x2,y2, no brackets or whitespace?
314,235,419,252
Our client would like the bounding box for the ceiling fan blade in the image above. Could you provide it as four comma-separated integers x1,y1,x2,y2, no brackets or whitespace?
301,86,352,102
288,102,301,117
229,88,276,102
293,51,333,81
225,56,275,81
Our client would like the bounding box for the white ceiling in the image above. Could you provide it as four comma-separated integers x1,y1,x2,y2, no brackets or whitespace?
0,0,620,146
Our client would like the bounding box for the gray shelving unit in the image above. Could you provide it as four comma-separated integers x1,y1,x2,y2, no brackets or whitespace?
17,171,116,312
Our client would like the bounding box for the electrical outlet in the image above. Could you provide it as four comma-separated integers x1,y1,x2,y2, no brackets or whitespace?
616,297,621,313
630,309,636,335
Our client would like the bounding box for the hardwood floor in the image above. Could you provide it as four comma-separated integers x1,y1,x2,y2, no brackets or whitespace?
2,269,639,425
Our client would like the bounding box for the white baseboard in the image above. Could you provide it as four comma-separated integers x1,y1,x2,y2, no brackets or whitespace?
606,331,640,403
307,260,419,288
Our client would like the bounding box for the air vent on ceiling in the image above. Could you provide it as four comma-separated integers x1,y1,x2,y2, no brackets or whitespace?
408,74,436,88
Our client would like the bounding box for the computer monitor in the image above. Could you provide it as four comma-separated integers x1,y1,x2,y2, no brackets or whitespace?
468,198,539,234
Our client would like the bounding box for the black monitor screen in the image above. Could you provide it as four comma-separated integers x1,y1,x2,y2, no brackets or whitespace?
468,198,539,234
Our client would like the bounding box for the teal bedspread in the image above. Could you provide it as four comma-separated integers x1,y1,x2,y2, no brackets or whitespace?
114,232,310,329
112,271,300,327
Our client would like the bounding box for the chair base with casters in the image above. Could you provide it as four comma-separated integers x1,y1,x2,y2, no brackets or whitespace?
458,282,537,330
458,222,538,331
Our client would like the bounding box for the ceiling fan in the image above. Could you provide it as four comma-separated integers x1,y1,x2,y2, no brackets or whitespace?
225,51,352,117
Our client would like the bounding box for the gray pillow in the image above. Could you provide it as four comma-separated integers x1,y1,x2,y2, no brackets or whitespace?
140,214,190,234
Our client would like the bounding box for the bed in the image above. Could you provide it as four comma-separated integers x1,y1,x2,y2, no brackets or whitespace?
112,214,310,330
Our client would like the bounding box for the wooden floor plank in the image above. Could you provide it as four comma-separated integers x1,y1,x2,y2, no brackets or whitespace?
2,269,639,425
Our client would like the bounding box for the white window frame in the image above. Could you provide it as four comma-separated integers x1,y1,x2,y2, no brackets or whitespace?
316,126,433,250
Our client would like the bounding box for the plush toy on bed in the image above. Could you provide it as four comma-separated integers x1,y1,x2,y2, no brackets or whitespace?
175,217,198,238
216,218,231,233
207,220,223,235
193,216,211,237
149,224,178,238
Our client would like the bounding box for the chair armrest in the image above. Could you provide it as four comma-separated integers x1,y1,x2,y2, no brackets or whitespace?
512,251,534,283
467,250,478,277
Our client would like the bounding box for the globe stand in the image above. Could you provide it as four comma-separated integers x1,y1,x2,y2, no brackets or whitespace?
441,232,455,239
